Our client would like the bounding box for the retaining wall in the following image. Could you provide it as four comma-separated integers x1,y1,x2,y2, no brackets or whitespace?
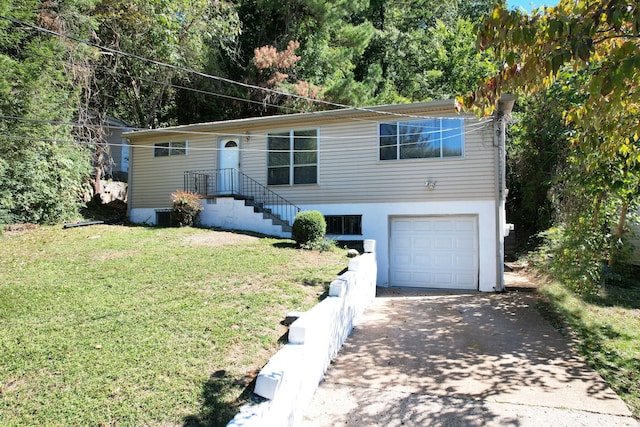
227,242,377,426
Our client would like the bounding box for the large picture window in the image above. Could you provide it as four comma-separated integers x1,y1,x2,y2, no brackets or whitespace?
380,118,464,160
268,130,318,185
154,141,187,157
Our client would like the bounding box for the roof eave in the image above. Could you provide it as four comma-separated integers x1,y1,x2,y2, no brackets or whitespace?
123,99,460,140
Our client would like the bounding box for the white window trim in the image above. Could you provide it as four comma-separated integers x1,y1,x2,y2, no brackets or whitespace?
154,140,189,157
267,128,319,186
378,118,464,161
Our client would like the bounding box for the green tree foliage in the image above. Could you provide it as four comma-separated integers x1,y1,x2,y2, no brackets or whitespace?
1,0,241,223
91,0,241,128
506,71,586,237
0,0,91,224
473,0,640,292
232,0,378,112
356,0,501,103
232,0,499,112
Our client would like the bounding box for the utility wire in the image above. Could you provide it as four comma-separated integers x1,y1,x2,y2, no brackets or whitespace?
1,115,492,144
1,15,468,122
0,120,492,153
90,63,302,113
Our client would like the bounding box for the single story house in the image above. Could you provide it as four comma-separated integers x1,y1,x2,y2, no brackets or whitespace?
124,97,515,292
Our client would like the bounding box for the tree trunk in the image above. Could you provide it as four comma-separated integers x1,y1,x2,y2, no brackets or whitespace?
592,190,604,227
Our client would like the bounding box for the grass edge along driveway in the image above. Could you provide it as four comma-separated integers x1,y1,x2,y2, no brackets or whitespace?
537,275,640,419
0,225,346,426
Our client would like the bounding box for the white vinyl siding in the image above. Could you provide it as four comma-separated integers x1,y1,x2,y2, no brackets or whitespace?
128,105,495,209
248,116,493,205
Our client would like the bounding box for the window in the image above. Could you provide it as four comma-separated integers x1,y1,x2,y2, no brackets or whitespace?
154,141,187,157
325,215,362,235
380,118,463,160
268,130,317,185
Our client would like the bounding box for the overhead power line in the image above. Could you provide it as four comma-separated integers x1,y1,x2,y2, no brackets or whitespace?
1,115,492,144
0,119,492,154
0,15,468,122
89,63,301,113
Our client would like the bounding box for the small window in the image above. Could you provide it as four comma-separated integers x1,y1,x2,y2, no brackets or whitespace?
379,118,463,160
156,209,174,226
325,215,362,235
154,141,187,157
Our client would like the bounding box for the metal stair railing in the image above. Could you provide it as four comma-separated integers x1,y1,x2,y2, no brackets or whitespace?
184,169,301,226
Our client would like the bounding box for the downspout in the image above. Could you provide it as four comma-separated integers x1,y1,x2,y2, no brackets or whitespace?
494,95,516,292
126,137,133,221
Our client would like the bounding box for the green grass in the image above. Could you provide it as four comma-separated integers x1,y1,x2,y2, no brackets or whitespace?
538,277,640,418
0,225,346,426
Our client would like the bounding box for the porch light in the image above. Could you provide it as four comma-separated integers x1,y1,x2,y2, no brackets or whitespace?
425,179,437,190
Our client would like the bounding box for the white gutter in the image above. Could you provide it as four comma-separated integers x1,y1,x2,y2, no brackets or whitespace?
494,95,516,292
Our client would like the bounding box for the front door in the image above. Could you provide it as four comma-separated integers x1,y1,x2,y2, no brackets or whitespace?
218,139,240,194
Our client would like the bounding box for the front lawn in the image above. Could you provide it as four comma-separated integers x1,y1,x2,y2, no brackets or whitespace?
0,225,345,426
538,277,640,418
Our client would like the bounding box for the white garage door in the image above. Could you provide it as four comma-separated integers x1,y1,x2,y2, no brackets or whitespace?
389,216,479,290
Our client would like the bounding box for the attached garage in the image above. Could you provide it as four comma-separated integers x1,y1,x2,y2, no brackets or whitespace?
389,215,479,290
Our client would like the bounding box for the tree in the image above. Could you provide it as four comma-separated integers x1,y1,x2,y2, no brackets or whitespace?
91,0,241,128
226,0,501,114
0,0,92,224
471,0,640,290
354,0,500,103
57,0,240,194
232,0,379,112
506,83,572,237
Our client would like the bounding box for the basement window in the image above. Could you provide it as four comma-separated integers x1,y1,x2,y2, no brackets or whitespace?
325,215,362,235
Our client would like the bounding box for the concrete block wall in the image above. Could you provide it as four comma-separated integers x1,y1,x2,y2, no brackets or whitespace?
227,244,377,427
198,197,290,238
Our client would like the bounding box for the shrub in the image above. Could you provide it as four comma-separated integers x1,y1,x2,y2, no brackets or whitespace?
533,225,607,296
292,210,326,247
170,190,203,227
307,237,336,252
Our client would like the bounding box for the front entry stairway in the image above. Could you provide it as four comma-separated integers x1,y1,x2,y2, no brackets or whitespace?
184,169,300,237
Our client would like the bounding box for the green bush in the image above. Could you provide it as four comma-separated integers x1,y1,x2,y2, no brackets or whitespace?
171,190,203,227
308,238,336,252
533,225,607,296
292,210,326,247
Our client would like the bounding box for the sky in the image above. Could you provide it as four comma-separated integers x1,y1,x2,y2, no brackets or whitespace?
507,0,556,12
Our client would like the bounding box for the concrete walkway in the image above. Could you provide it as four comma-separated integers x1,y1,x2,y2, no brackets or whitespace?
302,272,638,426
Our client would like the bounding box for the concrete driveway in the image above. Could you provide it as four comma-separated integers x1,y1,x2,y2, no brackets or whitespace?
302,272,638,426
